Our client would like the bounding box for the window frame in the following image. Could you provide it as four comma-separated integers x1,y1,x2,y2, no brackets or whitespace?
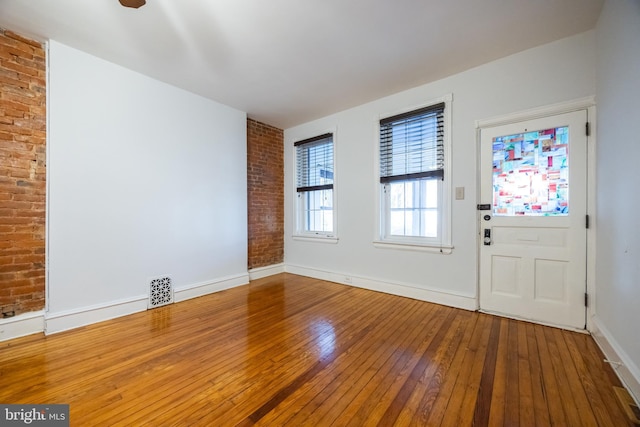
375,94,453,253
293,131,337,242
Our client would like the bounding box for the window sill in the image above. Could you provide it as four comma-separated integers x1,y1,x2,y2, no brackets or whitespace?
373,240,453,254
292,235,339,244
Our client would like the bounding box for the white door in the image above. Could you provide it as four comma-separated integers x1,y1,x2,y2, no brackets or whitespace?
479,110,588,329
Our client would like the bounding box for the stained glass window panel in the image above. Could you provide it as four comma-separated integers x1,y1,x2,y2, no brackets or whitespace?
492,126,569,216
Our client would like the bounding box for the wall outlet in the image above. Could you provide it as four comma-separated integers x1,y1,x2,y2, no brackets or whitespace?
344,276,353,284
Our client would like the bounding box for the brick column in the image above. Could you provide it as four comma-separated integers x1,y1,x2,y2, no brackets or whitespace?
0,29,47,317
247,119,284,270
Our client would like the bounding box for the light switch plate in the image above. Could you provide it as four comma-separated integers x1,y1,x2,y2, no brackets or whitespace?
455,186,465,200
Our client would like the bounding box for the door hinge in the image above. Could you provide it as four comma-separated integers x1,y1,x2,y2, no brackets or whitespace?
584,292,589,307
586,214,590,229
586,122,591,136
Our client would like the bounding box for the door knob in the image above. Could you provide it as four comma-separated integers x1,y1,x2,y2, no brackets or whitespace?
484,229,491,245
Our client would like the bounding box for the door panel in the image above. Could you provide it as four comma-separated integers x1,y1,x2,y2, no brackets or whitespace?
479,110,587,329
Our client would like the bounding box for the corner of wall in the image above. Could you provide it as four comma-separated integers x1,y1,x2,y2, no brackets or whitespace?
248,264,286,280
591,315,640,405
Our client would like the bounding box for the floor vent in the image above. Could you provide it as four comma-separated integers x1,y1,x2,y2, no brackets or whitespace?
148,276,174,309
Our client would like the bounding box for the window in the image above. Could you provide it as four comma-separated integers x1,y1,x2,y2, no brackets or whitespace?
378,98,451,249
491,126,569,216
295,133,334,236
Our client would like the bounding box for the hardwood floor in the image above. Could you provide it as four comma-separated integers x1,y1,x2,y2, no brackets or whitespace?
0,273,633,426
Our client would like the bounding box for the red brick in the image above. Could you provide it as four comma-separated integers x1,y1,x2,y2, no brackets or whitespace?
4,31,42,48
247,119,284,270
0,29,45,315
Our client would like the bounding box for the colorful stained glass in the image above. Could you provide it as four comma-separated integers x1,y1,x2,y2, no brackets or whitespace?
492,126,569,216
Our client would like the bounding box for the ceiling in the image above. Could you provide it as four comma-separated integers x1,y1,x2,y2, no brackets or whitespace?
0,0,603,129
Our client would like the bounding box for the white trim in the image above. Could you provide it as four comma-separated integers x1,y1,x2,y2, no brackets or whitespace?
285,264,476,311
475,96,596,129
476,97,597,331
292,235,339,244
585,105,597,330
45,40,51,315
292,127,338,238
0,311,45,342
591,316,640,406
249,264,286,280
173,273,249,302
378,93,454,122
375,93,454,248
45,295,147,335
331,127,339,239
44,273,249,335
373,240,453,254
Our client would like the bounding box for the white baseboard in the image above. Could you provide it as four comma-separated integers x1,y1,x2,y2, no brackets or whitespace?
285,264,477,311
45,273,249,335
249,263,285,280
174,273,249,302
0,310,45,342
591,316,640,405
45,296,148,335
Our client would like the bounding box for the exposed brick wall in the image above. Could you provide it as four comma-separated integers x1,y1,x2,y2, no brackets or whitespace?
247,119,284,270
0,29,47,317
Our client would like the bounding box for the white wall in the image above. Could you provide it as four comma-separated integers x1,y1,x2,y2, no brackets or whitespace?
593,0,640,401
47,41,248,331
284,31,596,308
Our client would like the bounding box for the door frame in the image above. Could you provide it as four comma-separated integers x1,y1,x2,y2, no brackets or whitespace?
474,96,596,332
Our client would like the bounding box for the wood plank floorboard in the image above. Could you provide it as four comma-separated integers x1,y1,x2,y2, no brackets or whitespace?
0,273,633,426
438,313,490,426
422,311,479,426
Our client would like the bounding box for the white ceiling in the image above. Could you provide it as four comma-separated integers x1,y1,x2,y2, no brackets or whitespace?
0,0,603,129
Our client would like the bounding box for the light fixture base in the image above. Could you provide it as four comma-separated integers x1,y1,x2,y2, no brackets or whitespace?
119,0,146,9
